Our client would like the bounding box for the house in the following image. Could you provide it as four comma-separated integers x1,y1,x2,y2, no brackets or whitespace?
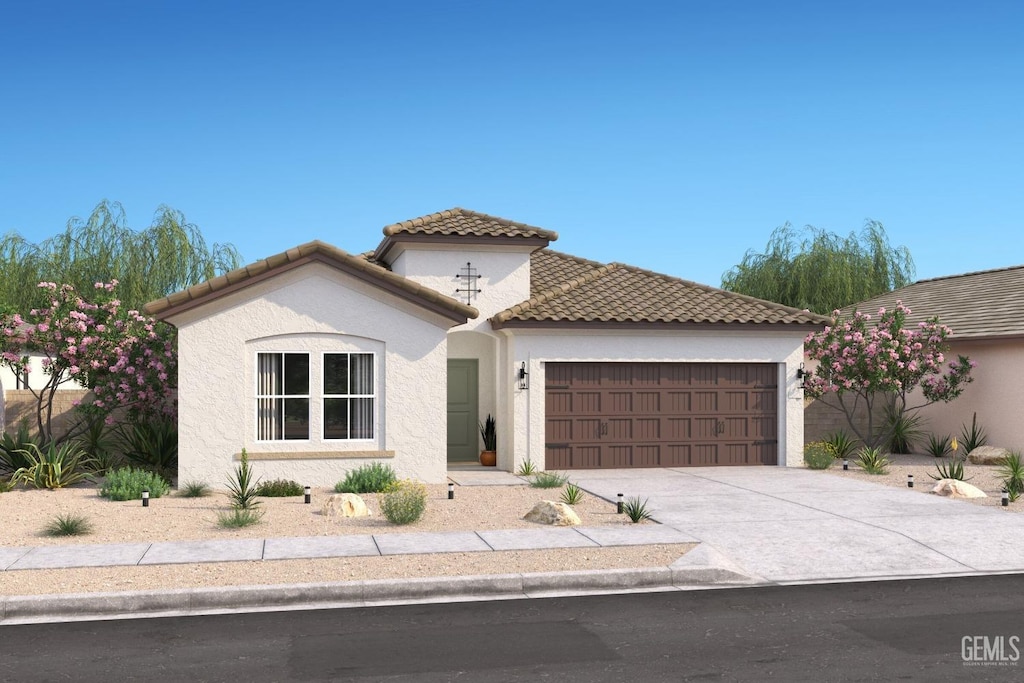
144,208,827,486
833,265,1024,452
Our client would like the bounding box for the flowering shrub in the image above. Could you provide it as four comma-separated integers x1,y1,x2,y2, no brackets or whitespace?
804,302,974,448
0,281,175,442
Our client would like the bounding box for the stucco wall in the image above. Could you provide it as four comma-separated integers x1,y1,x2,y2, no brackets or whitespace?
509,329,807,471
170,262,455,487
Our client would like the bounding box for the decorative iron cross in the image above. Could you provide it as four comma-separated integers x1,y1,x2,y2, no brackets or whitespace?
454,261,482,304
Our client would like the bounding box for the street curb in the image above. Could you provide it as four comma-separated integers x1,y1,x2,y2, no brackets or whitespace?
0,548,764,624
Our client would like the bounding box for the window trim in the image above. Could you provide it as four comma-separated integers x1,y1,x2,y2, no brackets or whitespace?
321,351,377,442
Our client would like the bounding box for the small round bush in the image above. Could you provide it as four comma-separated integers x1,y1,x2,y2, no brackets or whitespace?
380,480,428,525
100,467,170,501
803,441,836,470
256,478,304,497
335,462,397,494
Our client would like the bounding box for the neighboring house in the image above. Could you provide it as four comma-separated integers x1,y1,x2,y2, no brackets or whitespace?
830,265,1024,453
144,208,827,486
1,352,89,436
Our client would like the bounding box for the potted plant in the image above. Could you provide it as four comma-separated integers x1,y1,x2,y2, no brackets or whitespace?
479,414,497,467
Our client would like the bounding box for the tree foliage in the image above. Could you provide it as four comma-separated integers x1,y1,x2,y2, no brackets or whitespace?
0,200,242,313
804,302,974,449
721,221,915,314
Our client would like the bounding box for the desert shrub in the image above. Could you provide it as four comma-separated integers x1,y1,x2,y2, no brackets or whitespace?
226,449,261,510
925,434,953,458
217,508,264,528
179,480,211,497
0,421,40,474
929,458,971,482
334,462,396,494
623,496,653,523
959,412,988,453
803,441,835,470
560,482,585,505
101,467,170,501
73,414,121,476
998,451,1024,502
256,478,304,497
530,471,568,489
884,405,925,454
380,480,428,525
856,446,890,475
822,430,858,460
10,442,93,489
117,417,177,476
44,513,93,536
516,458,538,476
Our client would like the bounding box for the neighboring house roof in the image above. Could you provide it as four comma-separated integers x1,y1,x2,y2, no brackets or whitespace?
491,249,827,329
849,264,1024,340
374,207,556,261
144,240,479,323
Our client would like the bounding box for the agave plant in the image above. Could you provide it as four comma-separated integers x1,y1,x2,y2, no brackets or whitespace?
959,412,988,454
823,430,858,461
925,434,952,458
856,446,890,475
929,458,971,482
10,442,94,489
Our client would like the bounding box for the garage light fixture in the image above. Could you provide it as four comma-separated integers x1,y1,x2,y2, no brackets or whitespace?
517,362,529,390
796,363,807,389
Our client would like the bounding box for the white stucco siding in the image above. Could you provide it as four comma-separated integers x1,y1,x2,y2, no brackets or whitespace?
0,354,88,392
510,329,808,471
389,247,532,328
172,262,452,487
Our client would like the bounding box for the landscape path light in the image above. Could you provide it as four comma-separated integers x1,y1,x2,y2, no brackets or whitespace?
304,486,311,504
142,489,150,507
448,482,455,500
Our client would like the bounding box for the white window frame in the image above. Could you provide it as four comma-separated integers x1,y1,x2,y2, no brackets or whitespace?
322,351,377,442
254,351,312,443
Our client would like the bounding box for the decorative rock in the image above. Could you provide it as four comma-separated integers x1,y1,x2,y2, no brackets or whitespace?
524,500,581,526
967,446,1010,465
321,493,370,518
931,479,987,499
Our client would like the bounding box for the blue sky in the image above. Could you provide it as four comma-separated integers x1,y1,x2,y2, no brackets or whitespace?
1,1,1021,289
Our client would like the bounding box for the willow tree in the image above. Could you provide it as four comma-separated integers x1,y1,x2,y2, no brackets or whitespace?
721,221,915,314
0,200,242,312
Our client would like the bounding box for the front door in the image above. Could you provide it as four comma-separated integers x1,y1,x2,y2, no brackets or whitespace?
447,359,479,462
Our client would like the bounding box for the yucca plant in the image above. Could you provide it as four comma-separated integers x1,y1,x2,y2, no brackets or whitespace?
959,412,988,454
998,451,1024,502
856,446,890,475
823,430,858,461
226,449,261,510
929,458,971,481
117,417,177,477
0,420,38,474
925,434,953,458
560,482,585,505
10,442,93,489
516,458,538,476
884,404,925,454
623,496,653,523
73,414,121,476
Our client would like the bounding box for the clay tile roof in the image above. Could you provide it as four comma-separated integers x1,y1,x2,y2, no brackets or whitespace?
492,251,828,328
529,249,609,296
381,207,558,241
144,240,477,323
849,264,1024,339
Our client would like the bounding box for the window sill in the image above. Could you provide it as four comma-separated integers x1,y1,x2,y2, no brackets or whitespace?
234,450,395,461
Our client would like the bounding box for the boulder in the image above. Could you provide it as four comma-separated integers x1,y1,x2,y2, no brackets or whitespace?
321,493,371,518
931,479,987,499
524,500,581,526
967,446,1010,465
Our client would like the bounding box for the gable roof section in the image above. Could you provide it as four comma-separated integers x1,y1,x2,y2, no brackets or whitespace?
493,250,827,329
144,240,478,324
849,264,1024,340
374,207,557,262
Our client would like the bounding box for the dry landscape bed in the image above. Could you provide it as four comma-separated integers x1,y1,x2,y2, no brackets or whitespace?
0,483,692,596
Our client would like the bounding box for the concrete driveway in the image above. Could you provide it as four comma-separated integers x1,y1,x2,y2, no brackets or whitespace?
570,467,1024,584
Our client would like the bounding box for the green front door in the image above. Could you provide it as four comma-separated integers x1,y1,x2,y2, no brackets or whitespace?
447,359,479,462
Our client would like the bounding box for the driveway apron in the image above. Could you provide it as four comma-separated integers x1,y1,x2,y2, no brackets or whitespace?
568,467,1024,583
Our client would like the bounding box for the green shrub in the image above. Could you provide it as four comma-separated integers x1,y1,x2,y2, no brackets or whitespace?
623,496,653,523
101,467,171,501
929,458,971,482
334,462,396,494
179,480,211,497
516,458,538,476
884,405,925,454
925,434,953,458
560,482,585,505
217,508,264,528
823,430,858,460
44,513,93,536
255,478,304,497
10,442,94,489
803,441,835,470
380,480,428,525
959,412,988,454
0,420,40,474
530,471,568,489
856,446,890,475
73,415,121,476
117,417,177,476
998,451,1024,502
226,449,261,510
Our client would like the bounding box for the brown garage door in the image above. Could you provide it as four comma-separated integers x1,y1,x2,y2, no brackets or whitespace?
545,362,778,469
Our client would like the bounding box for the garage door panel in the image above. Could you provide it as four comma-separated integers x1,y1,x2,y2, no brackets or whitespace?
545,362,778,469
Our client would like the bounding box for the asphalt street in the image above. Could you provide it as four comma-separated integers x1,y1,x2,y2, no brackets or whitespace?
3,575,1023,682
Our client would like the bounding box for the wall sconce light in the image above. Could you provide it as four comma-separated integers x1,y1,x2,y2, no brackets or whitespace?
796,362,807,389
517,362,529,390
